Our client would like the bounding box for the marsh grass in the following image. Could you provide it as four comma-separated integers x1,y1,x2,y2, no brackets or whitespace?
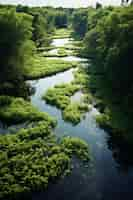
52,28,72,39
61,136,90,161
43,83,80,109
42,48,69,57
24,56,77,80
63,103,89,125
0,96,56,127
0,120,90,199
95,113,111,129
73,67,90,89
43,82,91,124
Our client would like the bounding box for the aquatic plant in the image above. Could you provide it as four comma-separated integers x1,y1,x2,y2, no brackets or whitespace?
95,113,111,129
42,47,69,58
0,122,91,199
52,28,72,39
24,56,77,80
43,83,80,109
0,96,56,127
61,136,90,161
73,67,90,90
63,103,89,125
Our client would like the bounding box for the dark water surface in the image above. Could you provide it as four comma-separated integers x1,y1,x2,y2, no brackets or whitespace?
30,38,133,200
1,38,133,200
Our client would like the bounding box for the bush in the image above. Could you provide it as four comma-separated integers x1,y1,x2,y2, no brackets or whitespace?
61,136,90,161
0,123,90,199
24,56,77,80
0,96,56,126
63,103,89,125
43,83,80,109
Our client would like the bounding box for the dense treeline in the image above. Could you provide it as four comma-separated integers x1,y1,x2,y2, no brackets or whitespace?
71,5,133,139
71,8,88,38
86,6,133,137
0,8,34,97
0,5,70,97
0,5,92,199
1,2,133,137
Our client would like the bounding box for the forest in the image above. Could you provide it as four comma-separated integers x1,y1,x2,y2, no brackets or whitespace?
0,1,133,200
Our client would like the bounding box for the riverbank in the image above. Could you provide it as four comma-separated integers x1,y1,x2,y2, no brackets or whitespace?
0,29,92,199
1,28,133,200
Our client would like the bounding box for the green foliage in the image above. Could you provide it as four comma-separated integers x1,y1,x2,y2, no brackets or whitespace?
0,121,90,199
95,113,111,129
52,28,72,39
73,68,90,91
0,96,56,126
24,56,77,80
43,83,80,109
63,103,89,125
0,9,34,84
0,123,67,199
72,9,88,38
84,6,133,134
57,48,68,57
54,11,67,28
32,13,51,47
42,48,69,57
43,65,92,125
61,136,90,161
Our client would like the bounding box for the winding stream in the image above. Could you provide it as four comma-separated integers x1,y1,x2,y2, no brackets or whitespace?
30,38,133,200
1,37,133,199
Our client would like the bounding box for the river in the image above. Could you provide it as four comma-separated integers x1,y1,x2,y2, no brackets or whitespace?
1,37,133,200
29,38,133,200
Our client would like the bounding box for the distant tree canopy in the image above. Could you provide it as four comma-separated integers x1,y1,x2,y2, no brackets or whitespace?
71,9,88,38
54,10,67,28
96,2,102,9
32,13,49,47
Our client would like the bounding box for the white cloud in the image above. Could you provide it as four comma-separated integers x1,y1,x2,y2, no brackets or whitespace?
0,0,121,7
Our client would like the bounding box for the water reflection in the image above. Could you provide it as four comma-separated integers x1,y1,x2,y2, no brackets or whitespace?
0,80,33,100
107,133,133,172
1,36,133,199
0,121,30,134
30,37,133,200
51,38,70,47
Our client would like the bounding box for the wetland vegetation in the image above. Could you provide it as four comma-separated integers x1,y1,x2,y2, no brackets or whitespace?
24,56,77,80
1,2,133,200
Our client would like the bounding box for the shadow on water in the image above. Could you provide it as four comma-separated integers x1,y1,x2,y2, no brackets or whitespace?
1,37,133,199
0,81,35,134
29,37,133,200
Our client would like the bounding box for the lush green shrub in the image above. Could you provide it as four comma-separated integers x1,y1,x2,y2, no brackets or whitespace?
72,8,88,38
61,136,90,161
42,48,69,58
0,96,56,126
0,9,34,84
73,68,90,91
63,103,89,125
52,28,72,39
95,113,111,129
0,122,90,199
54,11,67,28
43,83,80,109
84,6,133,134
24,56,77,80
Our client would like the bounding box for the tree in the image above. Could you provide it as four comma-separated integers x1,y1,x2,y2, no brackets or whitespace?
54,11,67,28
96,2,102,9
0,9,34,97
85,6,133,134
72,9,88,38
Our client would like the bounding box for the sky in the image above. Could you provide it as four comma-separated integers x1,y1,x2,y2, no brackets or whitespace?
0,0,121,7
